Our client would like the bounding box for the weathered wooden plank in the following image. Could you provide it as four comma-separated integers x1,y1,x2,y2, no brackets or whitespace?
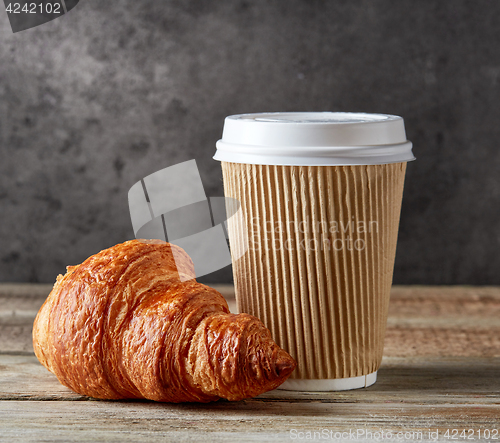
384,286,500,358
0,400,498,443
0,283,53,300
0,354,85,400
0,284,50,354
1,354,499,405
0,285,499,442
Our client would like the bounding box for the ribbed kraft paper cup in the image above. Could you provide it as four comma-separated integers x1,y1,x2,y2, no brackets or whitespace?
222,161,406,383
215,113,414,391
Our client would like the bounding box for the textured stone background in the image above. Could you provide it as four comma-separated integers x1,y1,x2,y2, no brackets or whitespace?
0,0,499,284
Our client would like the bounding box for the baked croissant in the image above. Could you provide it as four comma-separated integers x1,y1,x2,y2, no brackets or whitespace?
33,239,296,402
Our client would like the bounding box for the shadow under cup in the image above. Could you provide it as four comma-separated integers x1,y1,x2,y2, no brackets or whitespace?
214,113,415,391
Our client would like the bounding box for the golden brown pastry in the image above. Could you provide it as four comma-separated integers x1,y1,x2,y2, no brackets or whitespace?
33,239,295,402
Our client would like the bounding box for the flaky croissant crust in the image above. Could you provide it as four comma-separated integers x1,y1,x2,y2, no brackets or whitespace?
33,239,295,402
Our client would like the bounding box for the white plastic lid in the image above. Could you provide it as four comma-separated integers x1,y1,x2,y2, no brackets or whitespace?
214,112,415,166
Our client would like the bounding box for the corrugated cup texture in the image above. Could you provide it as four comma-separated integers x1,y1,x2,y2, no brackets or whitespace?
221,162,407,380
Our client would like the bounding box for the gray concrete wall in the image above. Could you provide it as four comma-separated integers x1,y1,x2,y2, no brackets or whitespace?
0,0,499,284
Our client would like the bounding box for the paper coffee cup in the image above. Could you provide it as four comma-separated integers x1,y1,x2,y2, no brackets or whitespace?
214,113,414,391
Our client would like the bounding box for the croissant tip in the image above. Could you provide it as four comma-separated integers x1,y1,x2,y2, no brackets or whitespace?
274,351,297,379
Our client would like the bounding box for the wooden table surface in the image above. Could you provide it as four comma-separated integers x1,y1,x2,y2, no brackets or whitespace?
0,284,499,442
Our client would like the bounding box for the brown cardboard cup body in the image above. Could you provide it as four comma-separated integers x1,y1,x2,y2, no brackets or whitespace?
221,162,407,385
